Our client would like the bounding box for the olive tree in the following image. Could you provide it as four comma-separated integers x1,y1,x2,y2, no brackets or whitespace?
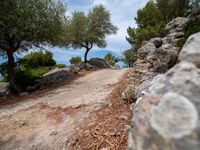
64,5,118,63
0,0,66,92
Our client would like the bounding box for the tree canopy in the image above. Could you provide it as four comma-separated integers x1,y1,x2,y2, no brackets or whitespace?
126,0,198,50
70,56,82,65
0,0,67,92
64,4,118,63
123,48,137,68
104,53,118,66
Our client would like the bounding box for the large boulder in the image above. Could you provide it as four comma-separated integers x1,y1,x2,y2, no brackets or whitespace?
128,33,200,150
179,32,200,67
26,68,72,91
89,58,110,68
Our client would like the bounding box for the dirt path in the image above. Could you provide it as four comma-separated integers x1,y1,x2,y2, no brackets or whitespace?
0,69,128,150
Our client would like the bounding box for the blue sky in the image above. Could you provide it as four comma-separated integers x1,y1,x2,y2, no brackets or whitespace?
0,0,148,66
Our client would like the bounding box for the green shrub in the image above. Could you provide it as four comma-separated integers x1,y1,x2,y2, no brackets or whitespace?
13,67,50,90
20,51,56,68
104,53,117,66
70,56,82,65
177,17,200,47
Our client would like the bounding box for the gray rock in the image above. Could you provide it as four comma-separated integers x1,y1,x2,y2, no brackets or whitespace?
89,58,110,68
128,62,200,150
168,31,185,38
166,17,189,31
179,32,200,67
150,37,163,48
162,36,176,45
147,44,179,72
137,42,156,60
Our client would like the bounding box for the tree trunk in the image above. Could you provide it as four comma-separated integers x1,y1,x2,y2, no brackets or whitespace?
7,51,22,93
84,48,90,64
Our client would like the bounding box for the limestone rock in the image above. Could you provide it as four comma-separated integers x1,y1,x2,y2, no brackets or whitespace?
89,58,110,68
166,17,189,31
26,68,73,91
128,62,200,150
137,42,156,60
128,33,200,150
147,44,179,72
179,32,200,67
150,37,163,48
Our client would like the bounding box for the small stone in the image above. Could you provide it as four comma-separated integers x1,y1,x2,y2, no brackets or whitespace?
50,131,57,136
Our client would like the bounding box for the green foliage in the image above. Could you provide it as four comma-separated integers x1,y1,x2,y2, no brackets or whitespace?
20,51,56,69
1,51,57,89
127,24,165,49
0,0,66,91
69,56,82,65
177,17,200,47
14,67,50,90
127,1,165,49
127,0,195,49
104,53,118,66
64,4,118,63
156,0,190,21
0,0,66,53
136,0,161,29
123,49,137,68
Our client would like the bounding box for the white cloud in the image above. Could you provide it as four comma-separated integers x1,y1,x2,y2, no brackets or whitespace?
90,0,148,52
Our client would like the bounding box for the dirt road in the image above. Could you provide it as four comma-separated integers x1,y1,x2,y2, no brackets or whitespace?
0,69,128,150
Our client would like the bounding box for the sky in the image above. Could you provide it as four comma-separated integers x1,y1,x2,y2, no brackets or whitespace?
0,0,148,66
64,0,148,52
52,0,148,65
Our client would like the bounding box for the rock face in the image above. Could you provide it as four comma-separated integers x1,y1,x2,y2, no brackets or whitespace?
179,32,200,67
137,17,189,73
89,58,110,69
128,32,200,150
165,17,189,31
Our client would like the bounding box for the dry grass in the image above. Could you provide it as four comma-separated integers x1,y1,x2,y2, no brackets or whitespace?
67,104,131,150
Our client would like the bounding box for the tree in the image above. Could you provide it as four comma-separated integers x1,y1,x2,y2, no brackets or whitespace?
123,49,137,68
104,53,118,66
135,0,161,29
0,0,66,92
65,5,118,63
156,0,191,21
70,56,82,65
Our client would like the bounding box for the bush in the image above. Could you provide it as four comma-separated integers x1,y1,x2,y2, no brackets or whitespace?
13,67,50,90
104,53,117,66
20,51,56,68
70,56,82,65
177,17,200,47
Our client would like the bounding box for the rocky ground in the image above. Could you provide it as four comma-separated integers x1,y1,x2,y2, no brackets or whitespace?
0,68,129,150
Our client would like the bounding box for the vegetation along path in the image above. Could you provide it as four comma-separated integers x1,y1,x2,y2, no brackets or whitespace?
0,68,128,150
